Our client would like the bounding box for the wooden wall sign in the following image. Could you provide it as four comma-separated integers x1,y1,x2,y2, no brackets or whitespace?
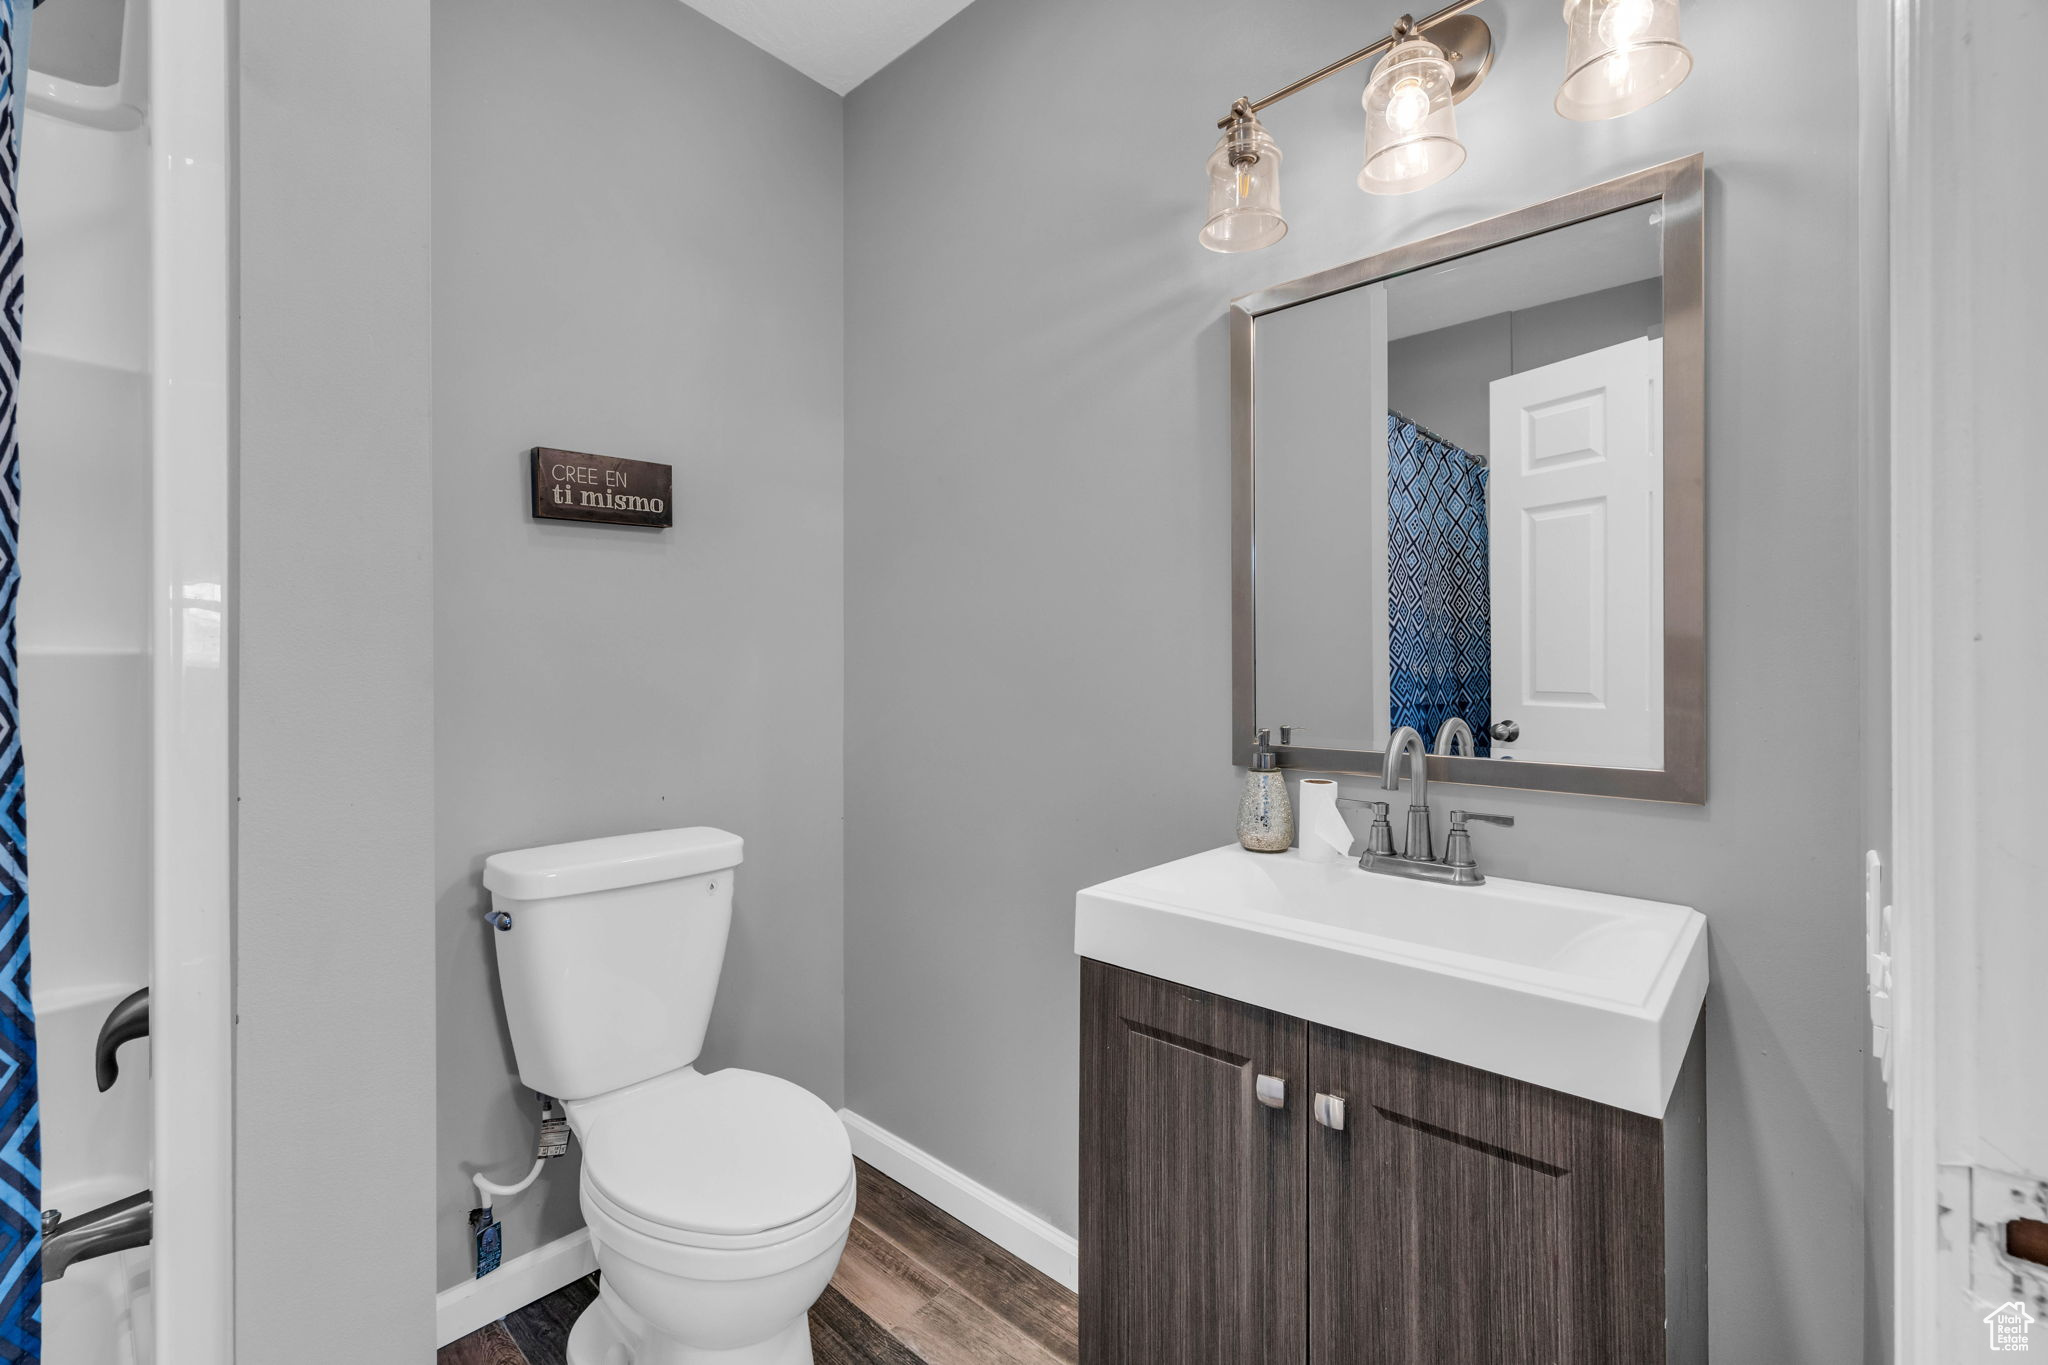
530,447,674,529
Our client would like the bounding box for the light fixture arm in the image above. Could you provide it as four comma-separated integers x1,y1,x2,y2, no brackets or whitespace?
1217,0,1490,128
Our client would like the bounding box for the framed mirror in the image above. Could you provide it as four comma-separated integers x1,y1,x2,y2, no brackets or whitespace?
1232,155,1704,802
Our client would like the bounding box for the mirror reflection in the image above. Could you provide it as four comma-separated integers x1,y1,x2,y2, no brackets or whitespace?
1255,205,1666,769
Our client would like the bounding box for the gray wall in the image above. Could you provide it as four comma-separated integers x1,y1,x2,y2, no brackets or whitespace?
234,0,437,1357
845,3,1871,1363
1388,311,1510,458
1510,276,1663,373
1388,276,1662,457
432,0,846,1293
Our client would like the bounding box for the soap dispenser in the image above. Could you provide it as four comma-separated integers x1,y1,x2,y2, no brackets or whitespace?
1238,729,1295,853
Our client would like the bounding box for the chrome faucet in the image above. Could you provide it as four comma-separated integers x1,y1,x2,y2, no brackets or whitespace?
1358,726,1517,886
1381,726,1433,862
43,1191,151,1281
1433,717,1477,757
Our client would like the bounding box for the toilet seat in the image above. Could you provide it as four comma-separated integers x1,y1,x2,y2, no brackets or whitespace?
574,1068,853,1248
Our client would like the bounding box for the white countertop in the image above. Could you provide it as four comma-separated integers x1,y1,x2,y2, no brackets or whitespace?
1075,844,1708,1117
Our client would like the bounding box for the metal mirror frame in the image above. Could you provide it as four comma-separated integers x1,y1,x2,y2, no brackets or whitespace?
1232,154,1706,802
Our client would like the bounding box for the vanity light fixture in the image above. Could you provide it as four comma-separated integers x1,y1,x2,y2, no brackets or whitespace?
1201,104,1289,252
1201,0,1691,250
1198,2,1493,252
1555,0,1693,121
1359,22,1467,194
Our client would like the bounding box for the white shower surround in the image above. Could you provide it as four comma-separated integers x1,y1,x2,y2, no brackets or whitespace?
21,56,155,1365
23,0,232,1355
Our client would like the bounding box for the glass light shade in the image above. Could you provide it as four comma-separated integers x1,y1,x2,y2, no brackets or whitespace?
1200,115,1287,253
1358,36,1466,196
1556,0,1693,121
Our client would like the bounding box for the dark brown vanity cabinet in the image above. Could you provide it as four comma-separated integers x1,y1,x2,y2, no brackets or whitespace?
1079,956,1308,1365
1080,960,1705,1365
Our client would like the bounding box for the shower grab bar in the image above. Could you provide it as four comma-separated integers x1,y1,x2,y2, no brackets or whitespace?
94,988,149,1092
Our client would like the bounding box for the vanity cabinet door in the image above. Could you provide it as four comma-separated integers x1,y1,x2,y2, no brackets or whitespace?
1081,960,1308,1365
1306,1026,1665,1365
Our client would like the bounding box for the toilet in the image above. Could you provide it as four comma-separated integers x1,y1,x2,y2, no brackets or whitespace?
484,827,854,1365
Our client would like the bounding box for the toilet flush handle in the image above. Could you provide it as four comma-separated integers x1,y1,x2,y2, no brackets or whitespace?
485,910,514,932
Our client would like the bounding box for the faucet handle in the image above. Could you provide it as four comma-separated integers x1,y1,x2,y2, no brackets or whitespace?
1444,810,1513,872
1338,799,1396,857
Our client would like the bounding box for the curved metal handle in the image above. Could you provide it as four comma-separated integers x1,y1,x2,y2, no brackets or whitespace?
485,910,515,932
1489,720,1520,742
1255,1074,1287,1109
95,988,150,1093
1314,1092,1347,1130
1450,810,1515,828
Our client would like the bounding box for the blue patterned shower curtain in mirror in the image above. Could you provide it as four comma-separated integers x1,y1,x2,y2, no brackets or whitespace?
1385,412,1490,754
0,0,40,1359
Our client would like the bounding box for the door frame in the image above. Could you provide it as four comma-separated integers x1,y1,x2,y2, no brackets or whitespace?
1883,0,2048,1359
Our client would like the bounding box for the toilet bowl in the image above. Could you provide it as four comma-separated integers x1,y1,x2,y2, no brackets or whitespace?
485,828,852,1365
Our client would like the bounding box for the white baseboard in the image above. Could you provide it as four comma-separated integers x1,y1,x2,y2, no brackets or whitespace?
839,1109,1078,1292
436,1226,597,1347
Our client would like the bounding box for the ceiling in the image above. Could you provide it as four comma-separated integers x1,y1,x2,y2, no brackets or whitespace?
678,0,979,94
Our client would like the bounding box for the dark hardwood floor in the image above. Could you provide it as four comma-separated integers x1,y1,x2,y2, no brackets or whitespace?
439,1160,1078,1365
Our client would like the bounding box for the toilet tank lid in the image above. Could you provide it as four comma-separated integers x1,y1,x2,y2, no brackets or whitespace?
483,827,744,901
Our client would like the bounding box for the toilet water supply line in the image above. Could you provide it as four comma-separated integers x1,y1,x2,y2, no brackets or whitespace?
472,1155,546,1212
469,1094,570,1277
472,1094,569,1211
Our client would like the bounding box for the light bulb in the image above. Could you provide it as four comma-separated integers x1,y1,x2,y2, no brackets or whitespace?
1385,77,1431,135
1236,164,1253,203
1603,49,1634,93
1598,0,1655,46
1386,143,1431,181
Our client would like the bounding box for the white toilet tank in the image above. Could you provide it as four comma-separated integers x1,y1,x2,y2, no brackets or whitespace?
484,827,744,1101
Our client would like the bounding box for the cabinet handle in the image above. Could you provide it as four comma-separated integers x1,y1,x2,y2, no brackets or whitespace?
1314,1092,1347,1131
1255,1074,1287,1109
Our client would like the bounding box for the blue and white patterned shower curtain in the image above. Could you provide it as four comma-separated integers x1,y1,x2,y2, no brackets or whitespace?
1386,412,1491,755
0,1,39,1359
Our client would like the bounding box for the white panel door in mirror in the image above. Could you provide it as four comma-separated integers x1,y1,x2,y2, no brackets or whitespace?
1487,337,1662,768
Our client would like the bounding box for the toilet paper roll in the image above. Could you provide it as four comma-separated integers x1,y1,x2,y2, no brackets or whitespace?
1296,779,1352,863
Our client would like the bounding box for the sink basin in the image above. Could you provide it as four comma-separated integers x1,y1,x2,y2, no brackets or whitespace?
1074,845,1708,1116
